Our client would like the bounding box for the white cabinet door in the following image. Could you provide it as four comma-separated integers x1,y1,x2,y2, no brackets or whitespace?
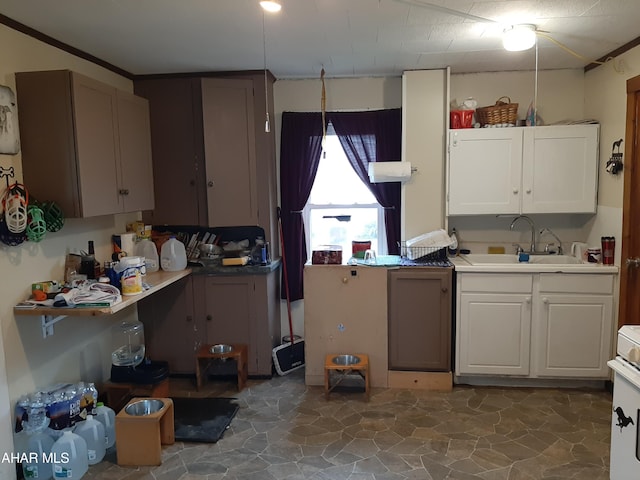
522,125,599,214
457,293,532,375
534,293,613,378
447,129,522,215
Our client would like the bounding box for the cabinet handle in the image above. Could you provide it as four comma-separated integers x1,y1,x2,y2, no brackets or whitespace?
207,180,214,187
119,188,129,195
206,314,212,321
186,315,192,322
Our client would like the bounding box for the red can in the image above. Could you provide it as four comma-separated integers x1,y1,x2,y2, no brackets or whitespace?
601,236,615,265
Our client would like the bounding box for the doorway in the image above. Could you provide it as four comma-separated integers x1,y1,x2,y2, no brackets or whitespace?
618,75,640,327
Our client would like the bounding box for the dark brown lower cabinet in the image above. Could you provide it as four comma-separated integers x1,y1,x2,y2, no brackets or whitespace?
193,271,281,377
138,276,200,374
387,267,453,371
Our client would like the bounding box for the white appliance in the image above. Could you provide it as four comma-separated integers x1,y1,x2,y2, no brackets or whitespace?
608,325,640,479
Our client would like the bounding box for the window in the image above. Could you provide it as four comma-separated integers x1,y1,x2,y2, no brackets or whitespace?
304,128,386,259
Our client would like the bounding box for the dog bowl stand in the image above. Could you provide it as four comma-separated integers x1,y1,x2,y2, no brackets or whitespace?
115,397,174,466
324,353,370,400
195,343,248,391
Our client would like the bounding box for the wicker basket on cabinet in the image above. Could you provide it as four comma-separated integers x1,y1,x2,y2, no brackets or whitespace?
475,96,519,126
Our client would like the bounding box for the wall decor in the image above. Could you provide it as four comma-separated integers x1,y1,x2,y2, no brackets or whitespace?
0,85,20,154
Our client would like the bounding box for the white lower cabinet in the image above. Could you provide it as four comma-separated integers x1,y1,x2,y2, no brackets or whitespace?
456,272,614,379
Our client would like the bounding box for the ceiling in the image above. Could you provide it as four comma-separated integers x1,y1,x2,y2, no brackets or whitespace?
1,0,639,79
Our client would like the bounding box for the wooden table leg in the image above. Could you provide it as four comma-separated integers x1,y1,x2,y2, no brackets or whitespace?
195,357,202,391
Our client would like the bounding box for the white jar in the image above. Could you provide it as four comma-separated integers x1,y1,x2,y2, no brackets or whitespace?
160,237,187,271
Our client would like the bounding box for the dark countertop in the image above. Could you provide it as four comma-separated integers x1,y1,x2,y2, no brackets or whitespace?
190,258,281,276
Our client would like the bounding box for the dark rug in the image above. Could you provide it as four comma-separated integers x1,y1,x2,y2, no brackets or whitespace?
172,397,239,443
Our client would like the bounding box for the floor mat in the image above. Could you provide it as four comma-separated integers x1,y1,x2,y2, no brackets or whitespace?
172,397,239,443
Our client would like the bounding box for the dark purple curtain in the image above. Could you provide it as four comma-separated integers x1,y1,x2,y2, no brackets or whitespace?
279,112,324,301
327,109,402,255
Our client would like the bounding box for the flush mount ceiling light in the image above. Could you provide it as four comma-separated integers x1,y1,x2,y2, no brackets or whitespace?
260,1,281,13
503,24,537,51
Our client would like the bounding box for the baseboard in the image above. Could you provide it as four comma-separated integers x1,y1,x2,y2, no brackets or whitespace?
387,370,453,391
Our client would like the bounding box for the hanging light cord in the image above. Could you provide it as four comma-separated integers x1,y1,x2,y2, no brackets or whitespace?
321,67,326,142
263,12,270,133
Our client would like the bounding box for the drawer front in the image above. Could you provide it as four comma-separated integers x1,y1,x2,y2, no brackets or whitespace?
460,274,532,293
539,274,613,294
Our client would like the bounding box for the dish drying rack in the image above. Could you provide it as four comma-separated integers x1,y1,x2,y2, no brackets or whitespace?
398,241,449,265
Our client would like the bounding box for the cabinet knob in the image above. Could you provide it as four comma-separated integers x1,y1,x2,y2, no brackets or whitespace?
186,315,192,322
189,179,196,186
206,314,212,321
626,257,640,268
525,188,532,194
526,296,531,304
512,188,519,194
342,277,348,284
441,287,448,293
207,180,214,188
542,297,549,304
119,188,129,195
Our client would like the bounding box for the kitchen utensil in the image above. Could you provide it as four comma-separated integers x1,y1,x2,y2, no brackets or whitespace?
199,243,223,257
571,242,588,262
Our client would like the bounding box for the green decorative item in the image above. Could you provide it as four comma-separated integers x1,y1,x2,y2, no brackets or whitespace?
26,204,46,242
42,201,64,232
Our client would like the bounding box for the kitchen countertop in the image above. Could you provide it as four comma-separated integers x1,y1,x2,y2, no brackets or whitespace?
190,258,281,275
451,255,619,273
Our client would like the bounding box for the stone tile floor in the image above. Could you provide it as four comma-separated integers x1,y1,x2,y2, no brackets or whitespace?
85,370,612,479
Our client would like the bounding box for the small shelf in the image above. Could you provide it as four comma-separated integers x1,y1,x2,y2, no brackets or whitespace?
14,269,192,338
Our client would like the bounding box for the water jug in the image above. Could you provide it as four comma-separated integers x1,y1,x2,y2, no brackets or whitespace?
160,237,187,271
50,430,88,479
135,238,159,273
22,431,55,480
93,403,116,449
73,415,105,465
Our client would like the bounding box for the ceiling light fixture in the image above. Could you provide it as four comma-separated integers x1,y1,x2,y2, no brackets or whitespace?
260,1,281,13
503,24,537,51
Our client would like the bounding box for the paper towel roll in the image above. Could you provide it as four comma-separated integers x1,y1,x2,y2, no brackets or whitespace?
112,232,136,258
367,162,413,183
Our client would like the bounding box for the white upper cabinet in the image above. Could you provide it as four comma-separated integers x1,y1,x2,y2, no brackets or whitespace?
522,125,599,214
447,128,523,215
447,124,599,216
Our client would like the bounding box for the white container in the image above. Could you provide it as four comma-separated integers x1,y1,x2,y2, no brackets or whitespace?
50,430,88,479
73,416,105,465
160,237,187,271
114,256,145,295
23,431,55,480
93,403,116,449
135,238,159,273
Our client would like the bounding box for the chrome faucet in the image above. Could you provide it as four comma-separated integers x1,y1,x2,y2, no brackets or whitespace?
509,215,536,253
539,228,564,254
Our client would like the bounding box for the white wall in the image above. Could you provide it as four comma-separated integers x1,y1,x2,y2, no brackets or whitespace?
0,25,140,476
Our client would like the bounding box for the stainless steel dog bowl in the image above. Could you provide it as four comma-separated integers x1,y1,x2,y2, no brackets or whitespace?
210,344,234,355
124,399,165,416
332,354,361,366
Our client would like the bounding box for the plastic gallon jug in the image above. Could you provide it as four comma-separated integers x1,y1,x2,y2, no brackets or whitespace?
93,403,116,449
23,431,55,480
51,430,88,479
160,237,187,271
73,416,105,465
135,238,159,273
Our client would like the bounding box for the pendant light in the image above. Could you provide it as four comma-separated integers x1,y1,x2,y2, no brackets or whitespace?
503,24,537,52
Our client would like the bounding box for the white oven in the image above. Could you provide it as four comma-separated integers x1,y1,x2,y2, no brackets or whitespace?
608,325,640,479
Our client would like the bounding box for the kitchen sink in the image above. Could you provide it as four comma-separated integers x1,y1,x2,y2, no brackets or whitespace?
462,254,584,265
